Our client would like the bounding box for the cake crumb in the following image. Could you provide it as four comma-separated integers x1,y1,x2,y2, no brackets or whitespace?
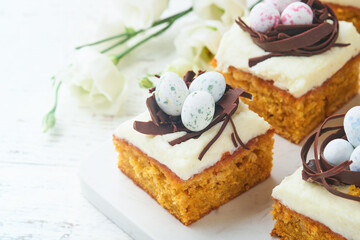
348,185,360,198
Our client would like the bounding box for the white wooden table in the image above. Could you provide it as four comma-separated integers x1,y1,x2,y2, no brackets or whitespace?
1,1,358,239
0,0,190,239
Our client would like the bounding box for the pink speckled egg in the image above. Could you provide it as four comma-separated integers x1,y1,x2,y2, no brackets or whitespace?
264,0,300,13
249,3,281,33
281,2,313,25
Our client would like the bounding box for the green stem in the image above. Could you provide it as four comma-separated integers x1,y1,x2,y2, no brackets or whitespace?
113,7,193,61
100,29,144,54
51,81,62,113
114,21,174,61
250,0,263,10
75,33,129,50
151,7,193,27
75,7,193,52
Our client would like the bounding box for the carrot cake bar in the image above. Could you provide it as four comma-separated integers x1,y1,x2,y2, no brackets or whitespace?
214,0,360,143
113,71,274,226
322,0,360,32
272,108,360,239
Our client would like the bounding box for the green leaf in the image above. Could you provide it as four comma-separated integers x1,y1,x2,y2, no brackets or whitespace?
125,27,136,35
199,47,215,63
138,77,154,89
206,26,218,31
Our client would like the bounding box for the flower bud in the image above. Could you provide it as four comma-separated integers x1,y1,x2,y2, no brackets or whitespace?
108,54,119,65
42,112,56,133
138,77,154,89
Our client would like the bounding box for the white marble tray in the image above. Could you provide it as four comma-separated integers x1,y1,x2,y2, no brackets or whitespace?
79,94,359,240
79,136,302,240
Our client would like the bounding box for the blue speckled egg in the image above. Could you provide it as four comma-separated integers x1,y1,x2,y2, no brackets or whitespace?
181,91,215,132
323,139,354,166
344,106,360,148
189,71,226,102
350,146,360,171
155,72,189,116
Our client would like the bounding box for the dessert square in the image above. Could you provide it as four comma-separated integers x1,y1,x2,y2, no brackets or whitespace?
322,0,360,32
214,10,360,143
271,168,360,240
271,108,360,239
113,101,274,226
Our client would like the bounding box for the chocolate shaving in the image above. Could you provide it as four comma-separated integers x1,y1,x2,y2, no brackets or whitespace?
301,114,360,202
184,71,196,87
133,71,252,160
231,133,238,148
146,95,161,126
229,116,248,150
199,116,230,160
236,0,349,67
148,87,156,94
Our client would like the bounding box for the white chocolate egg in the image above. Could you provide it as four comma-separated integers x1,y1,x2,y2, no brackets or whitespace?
344,106,360,148
350,146,360,171
181,91,215,132
249,2,281,33
264,0,300,13
281,2,313,25
323,139,354,166
189,71,226,102
155,72,189,116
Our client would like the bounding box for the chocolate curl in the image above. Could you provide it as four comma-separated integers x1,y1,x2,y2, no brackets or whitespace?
199,116,230,160
134,121,183,135
236,0,349,67
301,114,360,202
146,95,161,126
229,116,248,150
231,133,238,148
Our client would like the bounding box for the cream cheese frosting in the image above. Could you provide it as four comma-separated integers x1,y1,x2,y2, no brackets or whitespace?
272,168,360,240
323,0,360,8
115,101,270,180
215,21,360,98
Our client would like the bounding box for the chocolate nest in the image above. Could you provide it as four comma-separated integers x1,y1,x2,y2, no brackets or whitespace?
302,114,360,202
236,0,349,67
133,71,252,160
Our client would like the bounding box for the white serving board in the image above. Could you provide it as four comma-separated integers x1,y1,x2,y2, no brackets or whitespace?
79,136,302,240
79,95,359,240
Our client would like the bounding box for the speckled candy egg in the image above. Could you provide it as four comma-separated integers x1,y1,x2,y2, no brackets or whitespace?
264,0,300,13
323,139,354,166
155,72,189,116
189,71,226,102
181,91,215,132
249,3,281,33
281,2,313,25
344,106,360,148
350,146,360,171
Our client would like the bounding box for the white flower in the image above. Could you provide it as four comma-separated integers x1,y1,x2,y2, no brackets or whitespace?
57,47,127,115
114,0,169,29
88,15,127,54
193,0,249,26
165,58,196,78
171,20,225,74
